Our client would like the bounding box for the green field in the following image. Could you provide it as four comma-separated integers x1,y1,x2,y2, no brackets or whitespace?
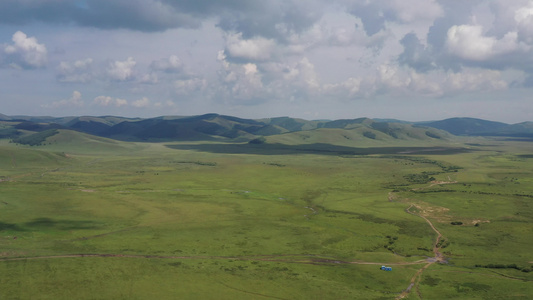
0,135,532,299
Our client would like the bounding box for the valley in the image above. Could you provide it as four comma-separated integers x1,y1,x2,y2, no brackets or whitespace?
0,115,532,299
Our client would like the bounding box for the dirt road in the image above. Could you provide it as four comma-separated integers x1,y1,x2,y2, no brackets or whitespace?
394,179,455,299
394,204,446,299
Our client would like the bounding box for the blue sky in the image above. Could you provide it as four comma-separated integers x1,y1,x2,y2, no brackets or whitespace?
1,0,532,123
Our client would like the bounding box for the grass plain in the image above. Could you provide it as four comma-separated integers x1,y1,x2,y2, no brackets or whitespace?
0,134,532,299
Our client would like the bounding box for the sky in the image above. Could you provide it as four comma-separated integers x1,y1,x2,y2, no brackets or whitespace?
1,0,532,123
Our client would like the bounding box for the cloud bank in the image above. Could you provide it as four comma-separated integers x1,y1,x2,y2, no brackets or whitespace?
1,0,532,122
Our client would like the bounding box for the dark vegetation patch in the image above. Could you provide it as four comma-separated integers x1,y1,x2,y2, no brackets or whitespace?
168,262,183,268
370,122,400,138
413,189,456,194
263,162,286,167
421,275,441,286
383,156,463,172
403,173,436,184
249,137,266,144
425,131,442,139
0,127,20,138
454,282,492,292
166,143,472,156
174,160,217,166
24,218,100,230
14,121,63,131
412,189,533,199
382,155,462,184
0,222,24,232
436,238,450,249
363,131,376,139
383,235,398,252
11,129,59,146
267,117,305,131
475,263,533,273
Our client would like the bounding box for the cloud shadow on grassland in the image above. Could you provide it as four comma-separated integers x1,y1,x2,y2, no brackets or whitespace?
165,143,473,156
0,222,24,232
24,218,100,230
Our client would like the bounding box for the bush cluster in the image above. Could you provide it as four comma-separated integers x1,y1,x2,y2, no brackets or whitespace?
475,264,533,272
11,129,58,146
403,173,436,184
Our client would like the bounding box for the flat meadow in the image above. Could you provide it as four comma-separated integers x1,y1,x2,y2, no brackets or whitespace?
0,137,532,299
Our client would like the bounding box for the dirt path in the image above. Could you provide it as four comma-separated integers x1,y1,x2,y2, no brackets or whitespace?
0,253,429,266
395,181,451,299
395,205,444,299
350,260,427,266
405,204,445,262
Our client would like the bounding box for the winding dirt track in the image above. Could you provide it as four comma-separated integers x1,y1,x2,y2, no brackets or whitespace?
0,253,430,267
395,204,445,299
394,180,457,299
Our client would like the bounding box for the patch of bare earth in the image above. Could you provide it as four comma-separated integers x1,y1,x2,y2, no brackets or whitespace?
411,202,452,224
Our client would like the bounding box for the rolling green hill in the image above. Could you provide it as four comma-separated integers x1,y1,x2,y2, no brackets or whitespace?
102,114,261,141
65,116,141,136
421,117,508,135
486,121,533,137
258,116,324,131
35,129,143,154
1,113,531,143
263,122,451,147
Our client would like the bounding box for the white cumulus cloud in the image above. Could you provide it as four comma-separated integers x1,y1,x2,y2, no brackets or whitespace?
3,31,47,69
445,25,528,61
56,58,93,83
150,55,184,73
225,33,277,61
324,64,508,99
132,97,150,108
93,96,128,107
443,69,508,93
107,57,136,81
389,0,443,24
42,91,84,108
174,78,207,95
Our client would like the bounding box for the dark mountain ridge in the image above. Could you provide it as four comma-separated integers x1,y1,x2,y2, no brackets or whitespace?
1,113,531,142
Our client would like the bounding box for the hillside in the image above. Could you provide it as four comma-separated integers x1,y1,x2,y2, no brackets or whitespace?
264,122,451,147
258,116,324,131
1,113,531,143
102,114,263,141
39,129,143,154
65,116,141,136
484,122,533,137
421,117,508,135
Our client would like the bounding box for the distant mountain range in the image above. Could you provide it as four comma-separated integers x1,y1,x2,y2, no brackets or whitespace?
1,113,532,144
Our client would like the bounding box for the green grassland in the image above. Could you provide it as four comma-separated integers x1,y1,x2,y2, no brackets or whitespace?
0,132,532,299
